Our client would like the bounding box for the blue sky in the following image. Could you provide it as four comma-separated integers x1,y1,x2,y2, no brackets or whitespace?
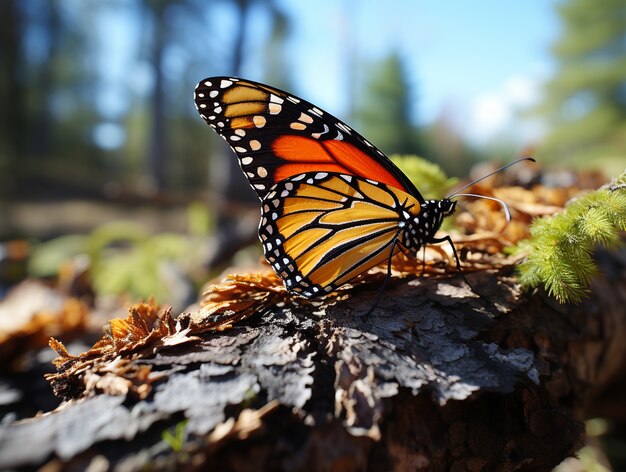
92,0,562,148
266,0,561,145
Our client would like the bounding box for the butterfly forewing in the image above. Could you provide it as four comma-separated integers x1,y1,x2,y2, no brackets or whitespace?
194,77,423,202
259,172,422,297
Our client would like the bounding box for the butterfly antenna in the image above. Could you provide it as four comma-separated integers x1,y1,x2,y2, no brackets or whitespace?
446,157,535,199
450,193,512,222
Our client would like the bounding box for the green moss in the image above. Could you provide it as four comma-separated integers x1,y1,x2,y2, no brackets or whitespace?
390,155,458,200
516,171,626,304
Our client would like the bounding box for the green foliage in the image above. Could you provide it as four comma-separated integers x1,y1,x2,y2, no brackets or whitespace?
86,222,191,301
187,201,214,237
28,235,89,278
162,419,188,453
390,155,458,199
241,387,259,409
28,202,212,302
532,0,626,171
516,173,626,303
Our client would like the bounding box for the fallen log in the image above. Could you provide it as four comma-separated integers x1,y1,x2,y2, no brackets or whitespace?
1,243,624,470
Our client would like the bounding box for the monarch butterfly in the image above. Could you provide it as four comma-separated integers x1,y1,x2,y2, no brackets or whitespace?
194,77,529,298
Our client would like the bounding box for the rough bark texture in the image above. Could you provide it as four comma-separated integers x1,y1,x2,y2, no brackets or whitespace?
1,247,625,471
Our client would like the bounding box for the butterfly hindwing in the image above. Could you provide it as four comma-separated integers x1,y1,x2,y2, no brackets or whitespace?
259,172,423,297
194,77,424,202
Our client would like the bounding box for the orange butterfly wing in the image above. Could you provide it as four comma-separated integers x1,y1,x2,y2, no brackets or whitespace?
259,172,422,297
194,77,423,202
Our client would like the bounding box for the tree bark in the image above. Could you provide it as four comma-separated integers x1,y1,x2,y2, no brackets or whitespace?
1,246,625,471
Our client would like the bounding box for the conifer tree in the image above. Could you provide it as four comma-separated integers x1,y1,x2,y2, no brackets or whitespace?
355,53,423,156
535,0,626,168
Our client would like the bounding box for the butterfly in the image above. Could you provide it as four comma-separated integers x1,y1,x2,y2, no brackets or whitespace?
194,77,490,298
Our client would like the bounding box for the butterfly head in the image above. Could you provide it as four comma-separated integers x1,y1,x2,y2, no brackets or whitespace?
439,198,456,216
422,198,456,231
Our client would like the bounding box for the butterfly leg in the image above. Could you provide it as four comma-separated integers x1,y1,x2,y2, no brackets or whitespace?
362,237,402,317
429,235,477,294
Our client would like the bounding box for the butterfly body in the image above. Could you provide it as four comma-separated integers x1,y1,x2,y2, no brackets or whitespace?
194,77,457,297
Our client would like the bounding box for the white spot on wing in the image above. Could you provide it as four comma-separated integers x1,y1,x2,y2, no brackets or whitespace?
270,94,284,104
268,103,282,115
298,112,314,124
336,122,352,134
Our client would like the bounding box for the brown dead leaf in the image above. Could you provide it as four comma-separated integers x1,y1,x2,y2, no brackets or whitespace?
0,280,89,371
46,300,175,400
207,401,280,445
46,276,288,400
107,301,176,354
183,272,288,332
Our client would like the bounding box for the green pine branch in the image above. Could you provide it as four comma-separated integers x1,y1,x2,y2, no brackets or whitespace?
516,171,626,304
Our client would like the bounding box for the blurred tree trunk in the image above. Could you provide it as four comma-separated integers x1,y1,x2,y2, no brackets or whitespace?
0,0,25,198
206,0,295,269
31,1,60,160
206,0,261,269
231,0,249,76
146,1,169,191
215,0,253,207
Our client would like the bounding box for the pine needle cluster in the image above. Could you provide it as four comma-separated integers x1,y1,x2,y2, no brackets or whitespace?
516,172,626,304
